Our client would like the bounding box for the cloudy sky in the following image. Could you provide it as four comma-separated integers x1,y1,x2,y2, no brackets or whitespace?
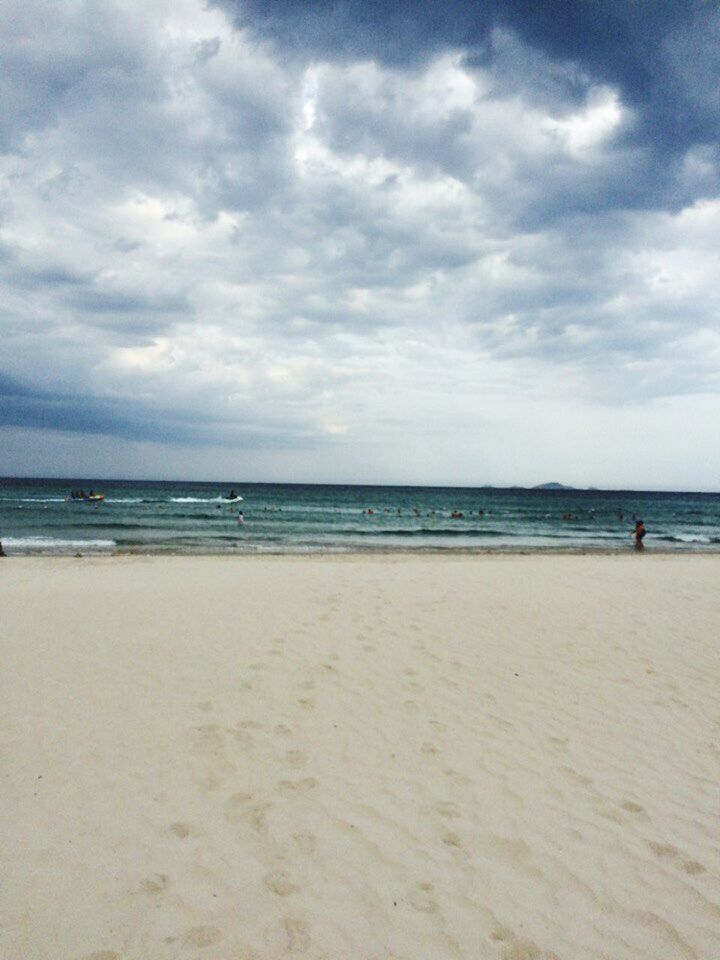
1,0,719,488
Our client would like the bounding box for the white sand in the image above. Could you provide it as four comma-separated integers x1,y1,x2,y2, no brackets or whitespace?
1,554,718,960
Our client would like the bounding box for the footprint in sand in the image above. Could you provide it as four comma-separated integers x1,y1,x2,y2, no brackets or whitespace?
560,766,593,788
409,881,440,914
237,719,264,730
442,831,463,848
246,802,271,832
620,800,645,815
264,871,300,896
648,841,706,874
293,831,317,854
285,749,310,767
279,777,319,791
181,926,223,948
597,807,624,825
502,939,559,960
649,841,679,859
421,742,439,756
169,822,191,838
274,723,292,737
284,918,311,952
224,793,271,832
225,791,254,813
443,768,472,786
139,873,169,895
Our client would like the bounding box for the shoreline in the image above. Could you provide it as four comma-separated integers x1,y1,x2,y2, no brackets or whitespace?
2,543,720,558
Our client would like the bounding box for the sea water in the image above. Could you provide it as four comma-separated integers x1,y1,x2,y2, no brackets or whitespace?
0,478,719,555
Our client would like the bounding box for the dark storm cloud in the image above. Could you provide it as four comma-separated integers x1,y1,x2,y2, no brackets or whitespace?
214,0,704,109
0,371,327,449
0,373,191,442
216,0,719,194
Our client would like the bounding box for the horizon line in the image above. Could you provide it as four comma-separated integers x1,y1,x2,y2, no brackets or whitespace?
1,475,719,496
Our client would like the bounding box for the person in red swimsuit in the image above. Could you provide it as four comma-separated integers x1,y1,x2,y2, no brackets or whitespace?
633,519,646,550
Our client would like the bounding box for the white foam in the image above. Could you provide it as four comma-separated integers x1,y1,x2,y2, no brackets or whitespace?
1,537,116,554
170,496,243,503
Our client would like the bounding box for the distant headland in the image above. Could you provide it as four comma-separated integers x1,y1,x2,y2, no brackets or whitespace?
532,482,575,490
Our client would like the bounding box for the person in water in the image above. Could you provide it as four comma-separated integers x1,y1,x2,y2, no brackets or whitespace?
633,519,646,550
237,511,244,526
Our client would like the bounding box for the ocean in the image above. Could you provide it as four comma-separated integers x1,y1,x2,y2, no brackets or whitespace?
1,477,719,556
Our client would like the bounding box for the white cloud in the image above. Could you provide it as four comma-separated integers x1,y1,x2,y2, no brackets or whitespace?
545,86,625,157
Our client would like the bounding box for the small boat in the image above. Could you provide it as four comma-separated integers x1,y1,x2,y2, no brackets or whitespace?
225,490,243,501
67,491,105,503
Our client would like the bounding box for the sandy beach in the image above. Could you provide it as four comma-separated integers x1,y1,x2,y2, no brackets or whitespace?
1,554,718,960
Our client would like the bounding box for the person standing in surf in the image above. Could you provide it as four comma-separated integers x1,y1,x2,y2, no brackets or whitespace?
633,519,646,550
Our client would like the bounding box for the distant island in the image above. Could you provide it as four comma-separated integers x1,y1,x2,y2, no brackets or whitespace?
532,482,600,491
532,482,575,490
